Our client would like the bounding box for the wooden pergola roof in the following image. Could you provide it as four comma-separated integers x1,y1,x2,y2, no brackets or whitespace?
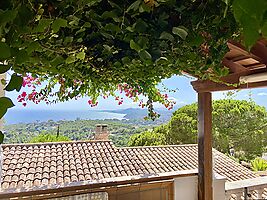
190,38,267,200
192,38,267,93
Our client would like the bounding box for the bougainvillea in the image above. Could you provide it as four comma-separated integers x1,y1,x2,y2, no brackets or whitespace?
17,76,45,107
0,0,267,122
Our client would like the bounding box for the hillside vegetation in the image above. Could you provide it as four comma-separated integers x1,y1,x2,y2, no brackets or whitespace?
129,100,267,161
4,119,149,146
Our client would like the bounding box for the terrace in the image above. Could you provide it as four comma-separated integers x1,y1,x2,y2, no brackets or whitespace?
1,1,267,199
1,40,267,200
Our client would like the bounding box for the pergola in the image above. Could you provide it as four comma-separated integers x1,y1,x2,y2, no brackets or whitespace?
191,38,267,200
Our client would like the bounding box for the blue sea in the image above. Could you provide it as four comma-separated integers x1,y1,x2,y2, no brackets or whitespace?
5,109,126,125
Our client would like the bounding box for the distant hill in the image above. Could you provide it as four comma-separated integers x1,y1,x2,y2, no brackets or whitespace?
106,107,179,122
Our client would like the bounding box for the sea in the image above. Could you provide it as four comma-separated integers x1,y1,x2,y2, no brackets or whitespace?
4,109,126,125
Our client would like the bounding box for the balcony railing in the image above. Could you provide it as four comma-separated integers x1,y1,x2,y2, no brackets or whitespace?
225,176,267,200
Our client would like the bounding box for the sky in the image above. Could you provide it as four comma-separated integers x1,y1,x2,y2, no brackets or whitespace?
6,75,267,111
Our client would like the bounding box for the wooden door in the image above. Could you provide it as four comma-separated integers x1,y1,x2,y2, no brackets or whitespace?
107,181,174,200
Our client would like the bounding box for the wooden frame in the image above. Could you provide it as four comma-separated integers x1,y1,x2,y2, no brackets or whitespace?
197,92,213,200
0,171,196,199
191,38,267,200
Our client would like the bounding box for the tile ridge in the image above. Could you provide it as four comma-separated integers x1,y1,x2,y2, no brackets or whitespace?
2,140,114,147
119,144,198,149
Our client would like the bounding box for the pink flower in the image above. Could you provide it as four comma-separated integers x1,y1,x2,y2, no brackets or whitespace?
21,92,27,97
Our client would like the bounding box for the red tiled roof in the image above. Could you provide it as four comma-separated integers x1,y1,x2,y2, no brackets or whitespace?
1,141,258,191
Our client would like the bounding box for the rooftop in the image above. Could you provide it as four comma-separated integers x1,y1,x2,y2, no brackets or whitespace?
1,140,258,191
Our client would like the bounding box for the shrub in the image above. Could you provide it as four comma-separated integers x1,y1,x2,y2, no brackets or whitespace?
251,158,267,171
30,133,71,143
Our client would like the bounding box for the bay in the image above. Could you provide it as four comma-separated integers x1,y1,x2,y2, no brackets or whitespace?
4,109,126,125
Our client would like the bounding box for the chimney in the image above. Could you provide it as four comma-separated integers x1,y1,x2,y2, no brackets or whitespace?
94,124,109,140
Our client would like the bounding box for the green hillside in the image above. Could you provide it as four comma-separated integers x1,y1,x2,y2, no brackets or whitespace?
4,119,150,147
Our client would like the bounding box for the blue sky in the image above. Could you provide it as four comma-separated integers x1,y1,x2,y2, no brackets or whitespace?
6,75,267,111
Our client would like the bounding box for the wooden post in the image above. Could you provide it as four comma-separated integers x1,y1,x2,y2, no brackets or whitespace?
198,92,213,200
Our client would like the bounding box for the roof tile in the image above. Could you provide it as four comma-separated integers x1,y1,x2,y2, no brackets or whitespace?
0,141,258,191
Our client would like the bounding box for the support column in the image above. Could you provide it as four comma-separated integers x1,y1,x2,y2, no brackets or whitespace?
0,73,5,131
198,92,213,200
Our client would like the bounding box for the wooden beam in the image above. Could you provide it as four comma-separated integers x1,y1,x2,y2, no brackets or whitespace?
227,40,262,62
251,40,267,65
198,92,213,200
192,79,267,93
191,69,267,93
222,58,249,73
245,63,266,70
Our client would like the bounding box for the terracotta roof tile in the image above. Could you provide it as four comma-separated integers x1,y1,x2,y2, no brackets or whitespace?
0,141,258,191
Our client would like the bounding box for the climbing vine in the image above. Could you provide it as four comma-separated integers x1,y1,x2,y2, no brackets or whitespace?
0,0,266,124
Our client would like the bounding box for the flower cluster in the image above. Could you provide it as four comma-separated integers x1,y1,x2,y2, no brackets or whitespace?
17,76,47,107
87,83,176,117
18,76,176,120
117,83,141,106
87,99,98,107
161,93,176,110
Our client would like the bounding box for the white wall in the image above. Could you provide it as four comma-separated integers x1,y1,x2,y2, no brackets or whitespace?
174,175,198,200
174,174,226,200
213,175,226,200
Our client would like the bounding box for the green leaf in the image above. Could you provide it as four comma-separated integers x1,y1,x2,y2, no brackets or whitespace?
66,55,76,64
233,0,266,23
0,10,18,25
139,50,152,60
0,42,11,60
130,40,141,52
4,74,23,92
134,19,148,33
104,23,121,33
51,55,64,67
15,5,34,27
137,37,149,49
188,34,204,47
102,11,117,19
0,64,10,73
27,41,42,53
16,50,29,64
83,22,91,28
63,37,74,45
156,57,168,65
263,22,267,38
172,27,188,40
83,0,102,7
0,131,4,144
33,19,52,32
139,3,151,13
0,97,14,119
126,0,141,12
233,0,267,48
52,18,67,33
122,57,131,64
76,52,86,60
100,32,114,39
160,32,174,42
242,20,259,49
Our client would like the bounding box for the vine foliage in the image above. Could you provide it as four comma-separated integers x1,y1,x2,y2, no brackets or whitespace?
0,0,267,125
